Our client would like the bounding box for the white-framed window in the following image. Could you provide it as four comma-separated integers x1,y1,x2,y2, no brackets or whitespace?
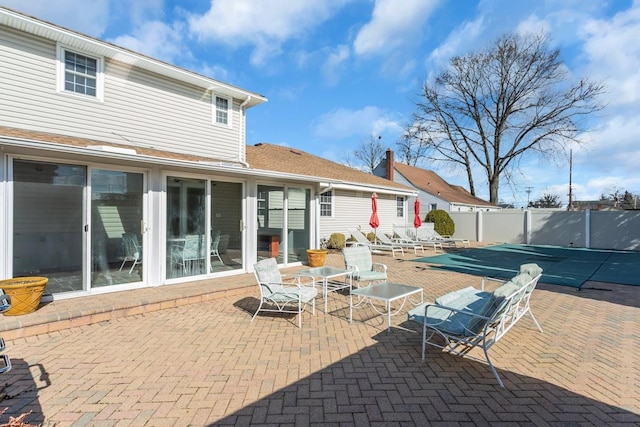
320,191,333,217
396,196,405,217
430,203,438,211
57,45,103,100
213,95,232,127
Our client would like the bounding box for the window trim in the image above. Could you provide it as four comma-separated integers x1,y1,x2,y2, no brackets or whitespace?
319,190,334,218
56,44,104,101
212,94,232,128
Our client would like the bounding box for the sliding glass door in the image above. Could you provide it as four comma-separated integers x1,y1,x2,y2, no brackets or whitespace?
13,160,86,293
166,176,244,278
166,177,207,279
257,185,310,264
91,169,144,287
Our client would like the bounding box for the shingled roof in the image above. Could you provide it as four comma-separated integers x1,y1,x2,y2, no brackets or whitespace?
246,143,412,192
0,127,413,194
394,162,495,207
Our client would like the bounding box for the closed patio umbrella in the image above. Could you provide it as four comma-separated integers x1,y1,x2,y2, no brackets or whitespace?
413,198,422,229
369,192,379,239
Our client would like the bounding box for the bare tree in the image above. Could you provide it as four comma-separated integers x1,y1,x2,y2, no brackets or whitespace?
352,135,384,173
529,193,562,208
396,125,430,166
407,33,605,204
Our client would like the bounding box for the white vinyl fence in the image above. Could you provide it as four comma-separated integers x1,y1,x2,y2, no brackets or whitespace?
448,209,640,251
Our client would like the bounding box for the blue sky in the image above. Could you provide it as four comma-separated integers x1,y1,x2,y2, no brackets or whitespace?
4,0,640,207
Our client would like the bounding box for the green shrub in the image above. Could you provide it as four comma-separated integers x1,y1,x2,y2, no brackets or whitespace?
326,233,346,249
425,209,455,236
366,232,377,242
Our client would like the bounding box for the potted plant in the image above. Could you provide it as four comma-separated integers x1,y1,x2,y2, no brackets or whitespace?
305,248,328,267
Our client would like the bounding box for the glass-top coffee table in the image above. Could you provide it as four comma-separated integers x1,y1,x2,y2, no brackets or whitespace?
351,282,423,332
298,266,352,315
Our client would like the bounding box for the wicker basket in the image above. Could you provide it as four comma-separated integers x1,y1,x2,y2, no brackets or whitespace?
0,277,48,316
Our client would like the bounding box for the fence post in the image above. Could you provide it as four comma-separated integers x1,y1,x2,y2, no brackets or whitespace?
477,210,483,243
585,209,591,248
525,209,532,245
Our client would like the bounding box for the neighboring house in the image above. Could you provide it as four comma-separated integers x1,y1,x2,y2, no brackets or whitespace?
373,149,499,216
0,7,413,299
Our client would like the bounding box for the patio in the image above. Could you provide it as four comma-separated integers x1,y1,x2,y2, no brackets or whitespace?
1,246,639,425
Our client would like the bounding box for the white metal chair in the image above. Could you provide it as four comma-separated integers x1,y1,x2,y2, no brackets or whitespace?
173,234,206,274
119,233,142,274
210,231,223,264
342,245,388,288
252,258,317,328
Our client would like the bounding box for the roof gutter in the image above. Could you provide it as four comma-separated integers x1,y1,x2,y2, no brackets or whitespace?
1,136,417,194
319,181,416,197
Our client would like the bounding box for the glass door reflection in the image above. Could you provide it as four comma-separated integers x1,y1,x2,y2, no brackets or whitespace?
166,177,206,278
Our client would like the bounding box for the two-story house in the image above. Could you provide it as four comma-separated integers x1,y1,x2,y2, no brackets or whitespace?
0,7,414,299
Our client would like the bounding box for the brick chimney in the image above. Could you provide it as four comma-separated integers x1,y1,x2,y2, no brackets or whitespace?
385,148,394,181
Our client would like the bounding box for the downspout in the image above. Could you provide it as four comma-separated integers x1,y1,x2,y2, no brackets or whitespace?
238,96,252,168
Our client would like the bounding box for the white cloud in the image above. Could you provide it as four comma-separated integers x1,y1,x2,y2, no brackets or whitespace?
188,0,351,67
353,0,440,57
311,106,402,140
579,3,640,107
516,14,551,36
321,45,351,86
427,17,485,67
110,20,187,63
1,0,110,36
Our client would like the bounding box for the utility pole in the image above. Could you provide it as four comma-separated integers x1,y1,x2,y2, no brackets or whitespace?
525,187,533,208
567,149,573,211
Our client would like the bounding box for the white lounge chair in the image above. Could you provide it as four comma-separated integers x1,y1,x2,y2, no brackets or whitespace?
393,226,443,252
417,226,470,248
252,258,317,328
376,232,424,255
348,229,404,257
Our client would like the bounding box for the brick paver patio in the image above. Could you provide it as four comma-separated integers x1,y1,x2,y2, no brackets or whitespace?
1,248,639,426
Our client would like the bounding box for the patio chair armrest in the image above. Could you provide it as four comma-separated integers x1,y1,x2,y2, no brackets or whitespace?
294,273,316,286
426,302,490,320
481,276,508,291
346,265,360,275
423,302,493,336
372,262,387,272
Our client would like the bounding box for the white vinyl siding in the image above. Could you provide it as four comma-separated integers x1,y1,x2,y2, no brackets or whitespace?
318,190,408,239
0,27,244,161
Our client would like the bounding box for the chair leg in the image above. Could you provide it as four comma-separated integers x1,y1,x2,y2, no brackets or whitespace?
251,301,263,322
128,258,139,275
